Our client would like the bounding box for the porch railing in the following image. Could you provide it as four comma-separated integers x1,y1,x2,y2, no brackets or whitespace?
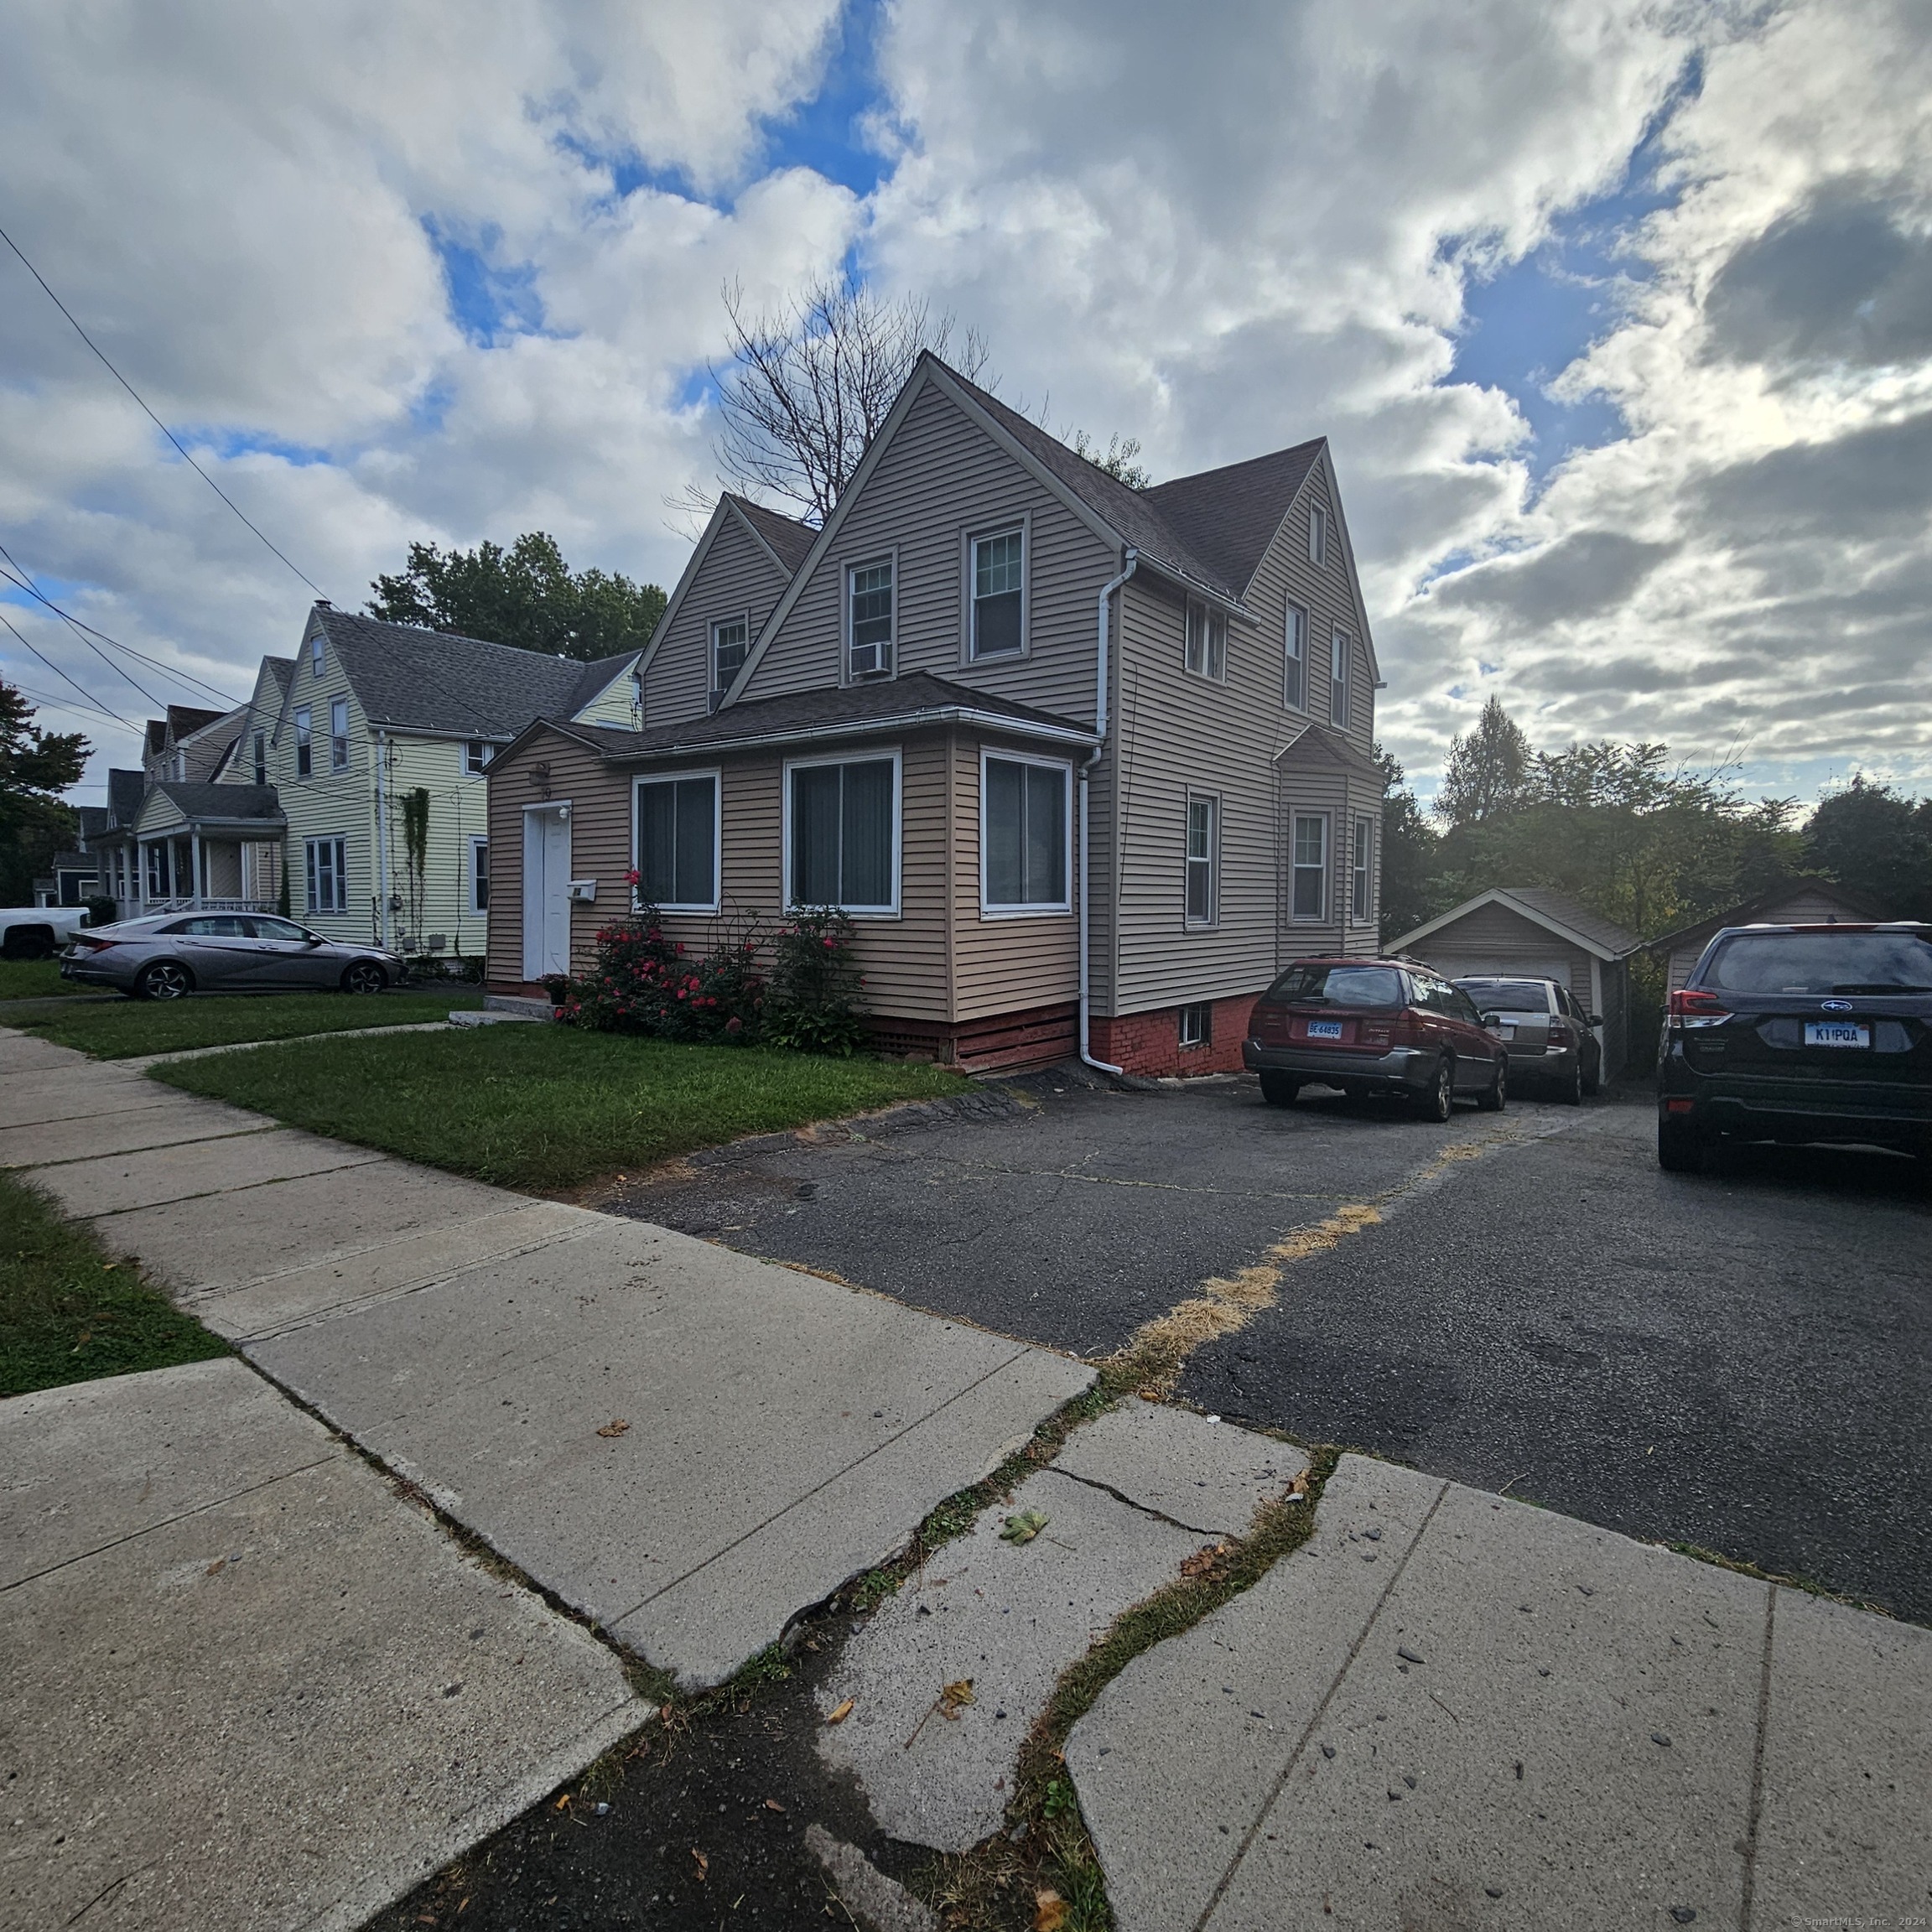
142,896,279,915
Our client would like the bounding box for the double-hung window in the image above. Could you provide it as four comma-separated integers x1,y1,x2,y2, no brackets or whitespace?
711,617,748,698
634,772,719,911
310,631,325,674
1309,505,1327,566
1185,793,1219,926
252,730,266,786
1184,601,1227,681
787,755,898,913
982,753,1069,913
847,559,895,679
470,837,490,914
1351,816,1372,922
304,836,345,914
1292,814,1327,920
1284,603,1306,711
293,706,313,778
465,740,493,775
1329,632,1350,729
970,529,1024,658
329,695,350,771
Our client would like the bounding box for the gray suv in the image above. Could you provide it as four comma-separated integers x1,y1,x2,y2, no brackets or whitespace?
62,913,402,1000
1453,975,1602,1104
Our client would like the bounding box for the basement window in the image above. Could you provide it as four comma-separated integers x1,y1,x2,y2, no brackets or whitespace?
1179,1003,1211,1047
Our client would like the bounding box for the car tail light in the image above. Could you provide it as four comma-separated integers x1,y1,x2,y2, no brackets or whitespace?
72,934,117,952
1388,1008,1426,1048
1548,1018,1573,1047
1668,987,1731,1028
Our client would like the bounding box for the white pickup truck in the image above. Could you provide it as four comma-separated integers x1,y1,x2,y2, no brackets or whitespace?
0,904,95,960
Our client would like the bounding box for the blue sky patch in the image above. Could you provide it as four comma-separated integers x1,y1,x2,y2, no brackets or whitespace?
759,0,891,199
423,217,548,345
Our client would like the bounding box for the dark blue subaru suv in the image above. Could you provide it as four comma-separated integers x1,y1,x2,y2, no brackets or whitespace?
1657,922,1932,1171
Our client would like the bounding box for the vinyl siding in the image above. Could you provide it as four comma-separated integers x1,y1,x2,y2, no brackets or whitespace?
737,378,1116,725
641,509,792,728
1404,902,1597,997
570,661,643,729
486,725,954,1021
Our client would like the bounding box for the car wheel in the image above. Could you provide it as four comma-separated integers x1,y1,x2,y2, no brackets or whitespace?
1557,1055,1583,1106
1416,1057,1454,1123
340,960,388,995
1477,1054,1508,1112
1581,1054,1601,1098
1259,1072,1300,1107
137,959,193,1001
1658,1116,1705,1172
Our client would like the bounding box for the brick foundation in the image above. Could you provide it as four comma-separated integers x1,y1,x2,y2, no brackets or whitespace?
1088,991,1263,1078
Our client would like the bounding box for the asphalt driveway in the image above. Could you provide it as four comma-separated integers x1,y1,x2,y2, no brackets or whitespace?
600,1070,1932,1623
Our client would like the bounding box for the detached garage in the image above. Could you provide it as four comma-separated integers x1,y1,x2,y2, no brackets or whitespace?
1389,886,1642,1078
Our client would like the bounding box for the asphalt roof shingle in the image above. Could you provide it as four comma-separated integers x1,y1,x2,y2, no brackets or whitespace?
314,607,637,737
728,495,818,574
553,671,1090,763
153,782,284,823
1496,887,1643,958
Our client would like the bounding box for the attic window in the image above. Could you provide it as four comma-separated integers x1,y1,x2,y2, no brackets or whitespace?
465,741,494,774
1309,506,1328,566
1184,601,1226,682
310,631,325,674
712,617,749,696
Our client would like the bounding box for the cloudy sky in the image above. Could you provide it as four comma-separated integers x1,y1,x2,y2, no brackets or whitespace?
3,0,1928,811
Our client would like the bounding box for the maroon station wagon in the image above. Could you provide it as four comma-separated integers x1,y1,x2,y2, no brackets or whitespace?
1243,957,1510,1121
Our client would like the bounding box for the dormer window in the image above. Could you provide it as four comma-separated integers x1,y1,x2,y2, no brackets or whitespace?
847,559,895,680
712,617,749,699
1184,601,1227,682
1309,506,1327,566
310,631,325,674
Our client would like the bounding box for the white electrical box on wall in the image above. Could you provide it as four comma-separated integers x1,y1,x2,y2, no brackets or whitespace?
567,879,598,902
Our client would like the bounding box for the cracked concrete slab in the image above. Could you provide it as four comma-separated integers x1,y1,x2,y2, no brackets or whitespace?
249,1218,1093,1689
0,1358,647,1932
0,1097,270,1170
821,1466,1202,1852
39,1125,383,1218
0,1066,174,1126
1052,1399,1306,1537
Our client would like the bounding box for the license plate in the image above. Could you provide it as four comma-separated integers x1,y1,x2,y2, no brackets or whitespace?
1306,1020,1343,1040
1804,1021,1869,1048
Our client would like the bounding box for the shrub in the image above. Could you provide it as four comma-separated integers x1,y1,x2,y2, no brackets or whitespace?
83,896,117,928
553,903,764,1044
763,906,867,1056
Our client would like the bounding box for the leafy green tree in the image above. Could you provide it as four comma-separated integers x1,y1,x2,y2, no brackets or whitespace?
1374,744,1446,943
1436,695,1534,827
366,532,667,663
1804,776,1932,919
1,682,90,906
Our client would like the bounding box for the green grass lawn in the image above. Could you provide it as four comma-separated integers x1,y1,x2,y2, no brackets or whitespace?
11,987,485,1058
1,1170,227,1397
0,958,96,1000
153,1025,972,1192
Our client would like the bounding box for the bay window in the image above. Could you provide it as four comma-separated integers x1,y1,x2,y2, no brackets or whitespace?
787,754,898,913
982,753,1069,913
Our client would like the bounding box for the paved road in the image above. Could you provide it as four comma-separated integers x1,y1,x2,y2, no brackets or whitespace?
605,1072,1932,1622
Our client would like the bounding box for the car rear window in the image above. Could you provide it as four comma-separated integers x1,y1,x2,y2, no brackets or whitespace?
1264,963,1405,1008
1702,930,1932,995
1455,979,1551,1012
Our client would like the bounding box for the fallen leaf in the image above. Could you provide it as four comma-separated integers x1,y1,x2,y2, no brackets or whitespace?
205,1555,227,1577
940,1678,975,1717
1180,1545,1226,1579
690,1847,709,1882
1000,1509,1050,1545
596,1419,630,1438
1290,1471,1310,1498
825,1697,855,1726
1035,1888,1069,1931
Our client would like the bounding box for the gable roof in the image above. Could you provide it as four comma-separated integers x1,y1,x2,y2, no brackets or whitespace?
309,606,636,739
138,782,285,831
1392,886,1643,962
509,670,1096,770
1143,442,1326,599
727,494,816,573
104,769,145,829
1639,878,1889,956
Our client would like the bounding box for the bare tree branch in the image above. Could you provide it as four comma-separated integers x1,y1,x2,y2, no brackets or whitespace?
709,275,994,525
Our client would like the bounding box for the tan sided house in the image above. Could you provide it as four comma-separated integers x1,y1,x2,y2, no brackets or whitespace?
485,355,1388,1074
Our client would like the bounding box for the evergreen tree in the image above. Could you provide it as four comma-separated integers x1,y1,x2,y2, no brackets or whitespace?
367,532,667,663
1436,695,1534,826
1374,745,1445,943
1,682,90,906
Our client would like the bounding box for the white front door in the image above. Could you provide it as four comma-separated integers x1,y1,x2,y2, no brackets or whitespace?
522,803,572,981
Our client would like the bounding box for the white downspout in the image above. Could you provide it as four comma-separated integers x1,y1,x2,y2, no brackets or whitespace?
1080,548,1138,1075
375,729,389,948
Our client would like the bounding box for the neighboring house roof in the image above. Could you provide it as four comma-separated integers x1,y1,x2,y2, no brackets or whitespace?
262,656,295,694
515,670,1096,767
309,606,638,739
104,769,145,830
727,494,816,574
1392,886,1644,962
1639,879,1889,957
142,782,286,830
75,808,107,841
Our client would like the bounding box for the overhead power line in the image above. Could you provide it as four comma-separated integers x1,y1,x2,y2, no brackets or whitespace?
0,676,132,728
0,605,132,725
0,221,328,599
0,544,242,709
